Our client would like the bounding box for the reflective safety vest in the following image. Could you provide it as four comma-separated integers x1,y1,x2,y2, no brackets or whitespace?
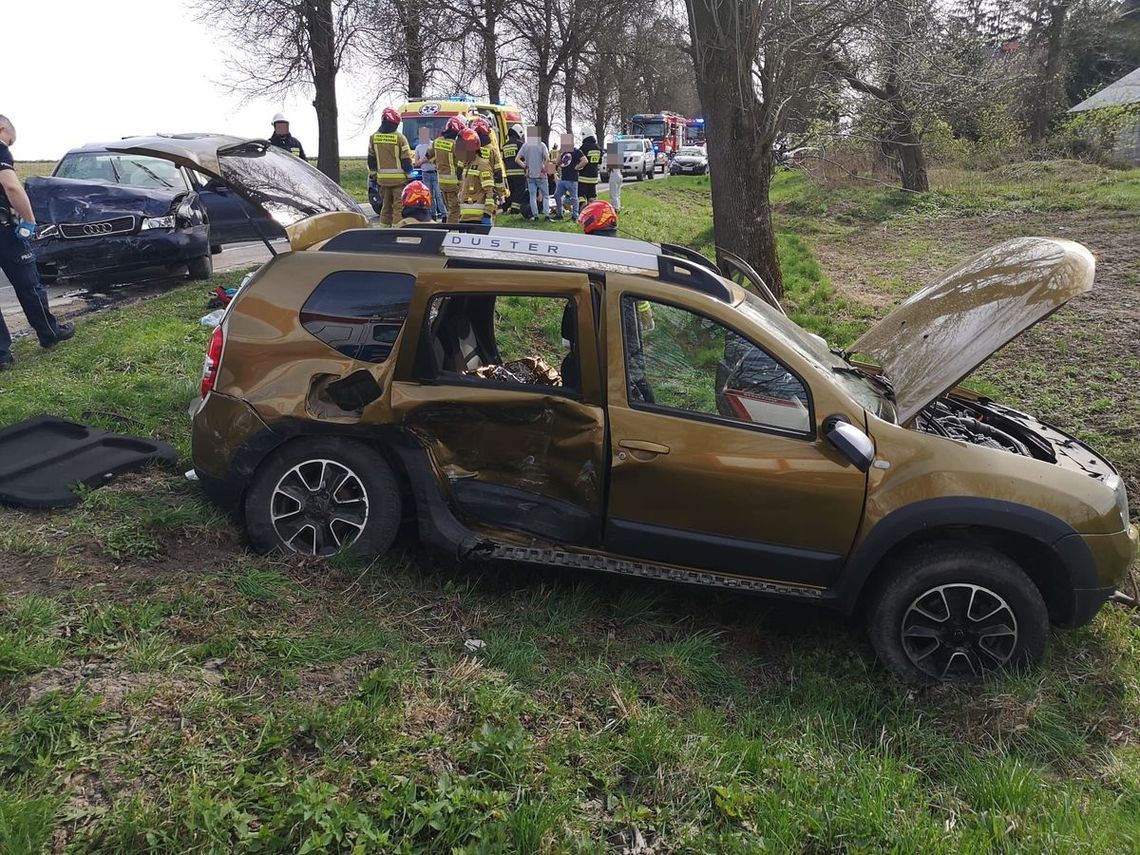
580,148,602,184
502,141,523,177
434,137,460,188
480,144,507,195
459,156,496,221
370,131,412,187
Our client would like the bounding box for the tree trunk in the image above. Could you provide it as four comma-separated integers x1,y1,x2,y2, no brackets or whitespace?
564,53,577,133
307,0,340,182
1031,1,1070,143
686,0,783,297
483,0,501,102
894,128,929,192
402,0,427,98
536,75,553,144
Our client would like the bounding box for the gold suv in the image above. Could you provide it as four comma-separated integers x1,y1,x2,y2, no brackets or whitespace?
110,135,1137,683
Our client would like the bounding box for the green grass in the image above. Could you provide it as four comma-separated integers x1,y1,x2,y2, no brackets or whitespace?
2,163,1140,852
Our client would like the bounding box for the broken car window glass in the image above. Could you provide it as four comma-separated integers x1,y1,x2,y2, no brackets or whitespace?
621,297,810,434
300,270,415,363
427,294,576,389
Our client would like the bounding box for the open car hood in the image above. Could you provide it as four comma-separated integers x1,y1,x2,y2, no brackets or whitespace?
851,237,1094,424
104,134,364,232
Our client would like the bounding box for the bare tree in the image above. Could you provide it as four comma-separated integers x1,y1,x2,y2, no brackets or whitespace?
196,0,368,182
450,0,523,103
359,0,451,98
685,0,865,297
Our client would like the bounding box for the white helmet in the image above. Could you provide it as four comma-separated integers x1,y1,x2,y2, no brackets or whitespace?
580,127,595,139
272,112,288,124
510,123,524,136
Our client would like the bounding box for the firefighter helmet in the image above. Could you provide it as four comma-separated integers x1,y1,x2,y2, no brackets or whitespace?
510,123,524,136
470,116,492,136
446,115,467,134
401,180,432,210
272,112,288,125
458,128,479,146
381,107,401,125
579,200,617,235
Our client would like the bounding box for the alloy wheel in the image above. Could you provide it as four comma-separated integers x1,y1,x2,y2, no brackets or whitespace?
900,583,1018,679
269,459,369,557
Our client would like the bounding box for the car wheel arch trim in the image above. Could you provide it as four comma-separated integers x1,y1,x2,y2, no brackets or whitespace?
834,496,1098,616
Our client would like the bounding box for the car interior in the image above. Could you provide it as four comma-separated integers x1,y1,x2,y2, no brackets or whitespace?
426,295,576,390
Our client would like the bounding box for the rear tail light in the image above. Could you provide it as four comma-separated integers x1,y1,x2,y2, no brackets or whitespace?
200,325,224,397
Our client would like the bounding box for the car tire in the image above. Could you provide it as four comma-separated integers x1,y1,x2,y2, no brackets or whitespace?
244,438,402,560
865,542,1048,684
188,254,213,281
210,244,223,255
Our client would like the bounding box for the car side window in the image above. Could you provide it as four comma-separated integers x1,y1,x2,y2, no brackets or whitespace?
621,296,811,435
426,294,576,391
300,271,414,363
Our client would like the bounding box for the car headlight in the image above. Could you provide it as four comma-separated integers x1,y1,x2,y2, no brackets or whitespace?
141,216,175,230
1105,474,1130,529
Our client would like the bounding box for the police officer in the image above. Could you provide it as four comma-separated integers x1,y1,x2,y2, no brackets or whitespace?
578,131,602,209
268,113,306,158
367,107,414,227
0,115,72,371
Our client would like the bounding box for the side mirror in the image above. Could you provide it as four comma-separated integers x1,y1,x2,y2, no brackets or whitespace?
824,416,874,472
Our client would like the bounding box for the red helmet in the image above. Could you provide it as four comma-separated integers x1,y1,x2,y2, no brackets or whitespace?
578,200,617,235
401,180,432,209
458,128,479,146
381,107,401,125
446,115,467,134
470,116,492,136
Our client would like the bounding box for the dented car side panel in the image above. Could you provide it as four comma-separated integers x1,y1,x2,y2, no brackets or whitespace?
390,270,607,544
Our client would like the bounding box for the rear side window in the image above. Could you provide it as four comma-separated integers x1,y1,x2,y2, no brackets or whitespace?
300,271,414,363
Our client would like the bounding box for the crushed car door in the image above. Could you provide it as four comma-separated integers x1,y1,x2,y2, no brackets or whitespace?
601,285,866,591
391,269,606,547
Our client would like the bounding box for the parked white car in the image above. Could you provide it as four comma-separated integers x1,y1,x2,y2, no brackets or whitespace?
601,138,656,182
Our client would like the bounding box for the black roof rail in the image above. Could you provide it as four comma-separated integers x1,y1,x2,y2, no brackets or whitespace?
656,256,731,301
661,242,719,274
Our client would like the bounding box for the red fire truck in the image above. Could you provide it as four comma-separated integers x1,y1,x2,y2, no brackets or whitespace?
629,111,687,171
686,117,706,147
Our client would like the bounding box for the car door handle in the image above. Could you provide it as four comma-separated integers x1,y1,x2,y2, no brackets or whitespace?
618,439,670,455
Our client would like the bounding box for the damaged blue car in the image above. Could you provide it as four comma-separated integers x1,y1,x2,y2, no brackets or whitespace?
25,141,280,284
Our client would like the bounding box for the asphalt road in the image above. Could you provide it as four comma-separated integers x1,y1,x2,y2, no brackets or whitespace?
0,240,282,338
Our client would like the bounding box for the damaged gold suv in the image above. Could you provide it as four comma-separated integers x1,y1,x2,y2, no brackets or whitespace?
113,135,1137,683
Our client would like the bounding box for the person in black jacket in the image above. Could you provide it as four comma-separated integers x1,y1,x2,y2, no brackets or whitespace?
268,113,306,158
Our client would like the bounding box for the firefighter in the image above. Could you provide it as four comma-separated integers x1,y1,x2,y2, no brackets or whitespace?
469,117,506,203
268,113,306,158
580,199,654,333
501,124,525,214
431,116,467,223
457,129,497,224
396,180,434,227
367,107,414,227
578,131,602,209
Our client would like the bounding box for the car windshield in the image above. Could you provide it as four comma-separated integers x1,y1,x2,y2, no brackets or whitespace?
632,120,666,138
617,141,645,152
678,148,704,157
735,288,892,420
54,153,185,191
399,116,450,145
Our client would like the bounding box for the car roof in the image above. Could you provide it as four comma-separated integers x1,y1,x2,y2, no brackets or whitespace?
315,226,740,304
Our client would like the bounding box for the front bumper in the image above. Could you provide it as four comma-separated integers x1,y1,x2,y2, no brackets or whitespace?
32,224,209,281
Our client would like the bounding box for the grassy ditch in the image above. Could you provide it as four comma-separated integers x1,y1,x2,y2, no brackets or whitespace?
1,171,1139,852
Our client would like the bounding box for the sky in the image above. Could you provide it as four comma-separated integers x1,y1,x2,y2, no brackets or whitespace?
3,0,398,162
